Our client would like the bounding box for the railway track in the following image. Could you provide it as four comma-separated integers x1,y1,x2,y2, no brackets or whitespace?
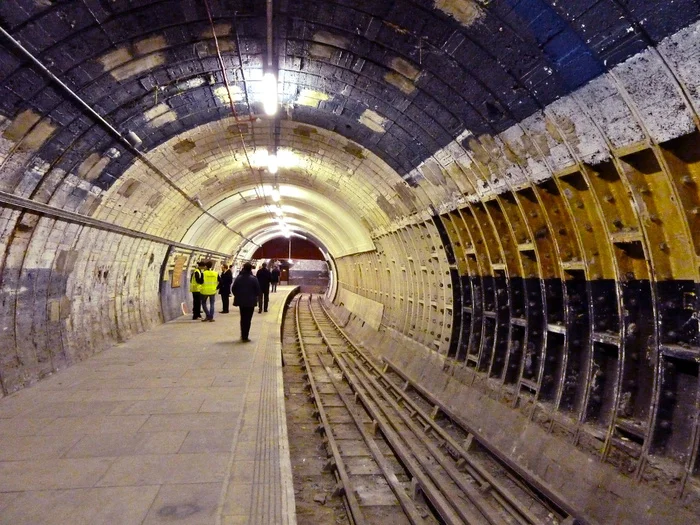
291,293,576,525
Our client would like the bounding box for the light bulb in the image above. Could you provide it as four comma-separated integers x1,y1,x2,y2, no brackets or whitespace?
262,72,278,116
267,153,278,174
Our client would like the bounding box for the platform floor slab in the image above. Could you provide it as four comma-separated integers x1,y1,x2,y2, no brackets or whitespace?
0,287,297,525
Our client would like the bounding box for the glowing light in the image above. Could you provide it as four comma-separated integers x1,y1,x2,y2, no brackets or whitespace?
262,72,278,116
247,150,298,171
267,153,278,174
271,188,280,202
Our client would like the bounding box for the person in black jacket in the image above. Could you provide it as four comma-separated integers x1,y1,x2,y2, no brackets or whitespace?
218,264,233,313
256,262,272,313
232,262,261,342
270,265,280,292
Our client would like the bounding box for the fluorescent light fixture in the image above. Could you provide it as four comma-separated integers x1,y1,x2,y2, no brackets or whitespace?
267,153,278,174
262,72,278,116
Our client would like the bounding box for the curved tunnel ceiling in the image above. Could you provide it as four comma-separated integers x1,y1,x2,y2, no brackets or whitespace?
1,0,698,256
3,2,700,519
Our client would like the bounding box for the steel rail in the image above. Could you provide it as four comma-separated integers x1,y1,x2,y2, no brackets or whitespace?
301,297,429,525
307,297,467,525
341,350,507,524
348,340,540,524
316,297,570,525
315,346,428,525
293,295,367,524
379,355,584,523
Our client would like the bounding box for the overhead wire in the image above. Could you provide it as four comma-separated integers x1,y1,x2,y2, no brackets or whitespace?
203,0,280,229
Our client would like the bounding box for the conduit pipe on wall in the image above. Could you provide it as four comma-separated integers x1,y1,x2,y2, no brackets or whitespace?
0,190,231,258
0,25,258,247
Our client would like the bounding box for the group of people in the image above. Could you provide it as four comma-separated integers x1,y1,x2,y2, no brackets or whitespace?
190,260,281,342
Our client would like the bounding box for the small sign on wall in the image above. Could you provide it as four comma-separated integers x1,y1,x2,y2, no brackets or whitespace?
171,255,187,288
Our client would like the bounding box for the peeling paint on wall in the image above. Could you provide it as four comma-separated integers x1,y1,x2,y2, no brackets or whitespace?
117,179,141,198
293,125,317,138
189,161,208,173
420,158,447,186
359,109,387,133
312,30,349,49
434,0,484,27
308,43,334,60
98,47,132,71
3,110,41,142
2,110,56,151
385,72,417,94
77,153,110,182
213,85,243,105
343,143,365,159
390,57,421,80
201,23,232,39
134,35,168,55
296,89,330,108
110,54,166,82
173,139,196,154
144,103,177,128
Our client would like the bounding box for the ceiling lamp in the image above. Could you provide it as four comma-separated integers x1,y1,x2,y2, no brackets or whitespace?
262,72,278,116
267,152,278,174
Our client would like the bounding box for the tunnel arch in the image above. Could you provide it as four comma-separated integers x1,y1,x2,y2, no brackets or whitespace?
1,1,700,521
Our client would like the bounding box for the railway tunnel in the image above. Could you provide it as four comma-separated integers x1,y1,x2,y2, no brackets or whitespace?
0,0,700,522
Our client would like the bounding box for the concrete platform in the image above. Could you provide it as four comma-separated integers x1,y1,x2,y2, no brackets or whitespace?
0,287,298,525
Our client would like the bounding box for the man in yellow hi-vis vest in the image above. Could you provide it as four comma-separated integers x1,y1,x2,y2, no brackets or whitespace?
190,260,206,320
197,260,219,322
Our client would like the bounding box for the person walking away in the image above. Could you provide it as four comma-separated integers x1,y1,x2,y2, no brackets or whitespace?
256,262,272,313
199,261,218,322
190,261,206,320
233,262,261,342
218,263,233,313
270,265,280,293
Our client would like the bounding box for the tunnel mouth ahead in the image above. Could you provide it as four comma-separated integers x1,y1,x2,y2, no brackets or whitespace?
250,235,332,296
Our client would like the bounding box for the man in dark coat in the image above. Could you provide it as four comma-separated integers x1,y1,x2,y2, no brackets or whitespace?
218,263,233,313
256,262,272,313
232,262,261,342
270,265,280,292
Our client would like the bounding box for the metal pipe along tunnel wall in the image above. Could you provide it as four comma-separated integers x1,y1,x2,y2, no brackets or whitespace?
1,1,700,522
